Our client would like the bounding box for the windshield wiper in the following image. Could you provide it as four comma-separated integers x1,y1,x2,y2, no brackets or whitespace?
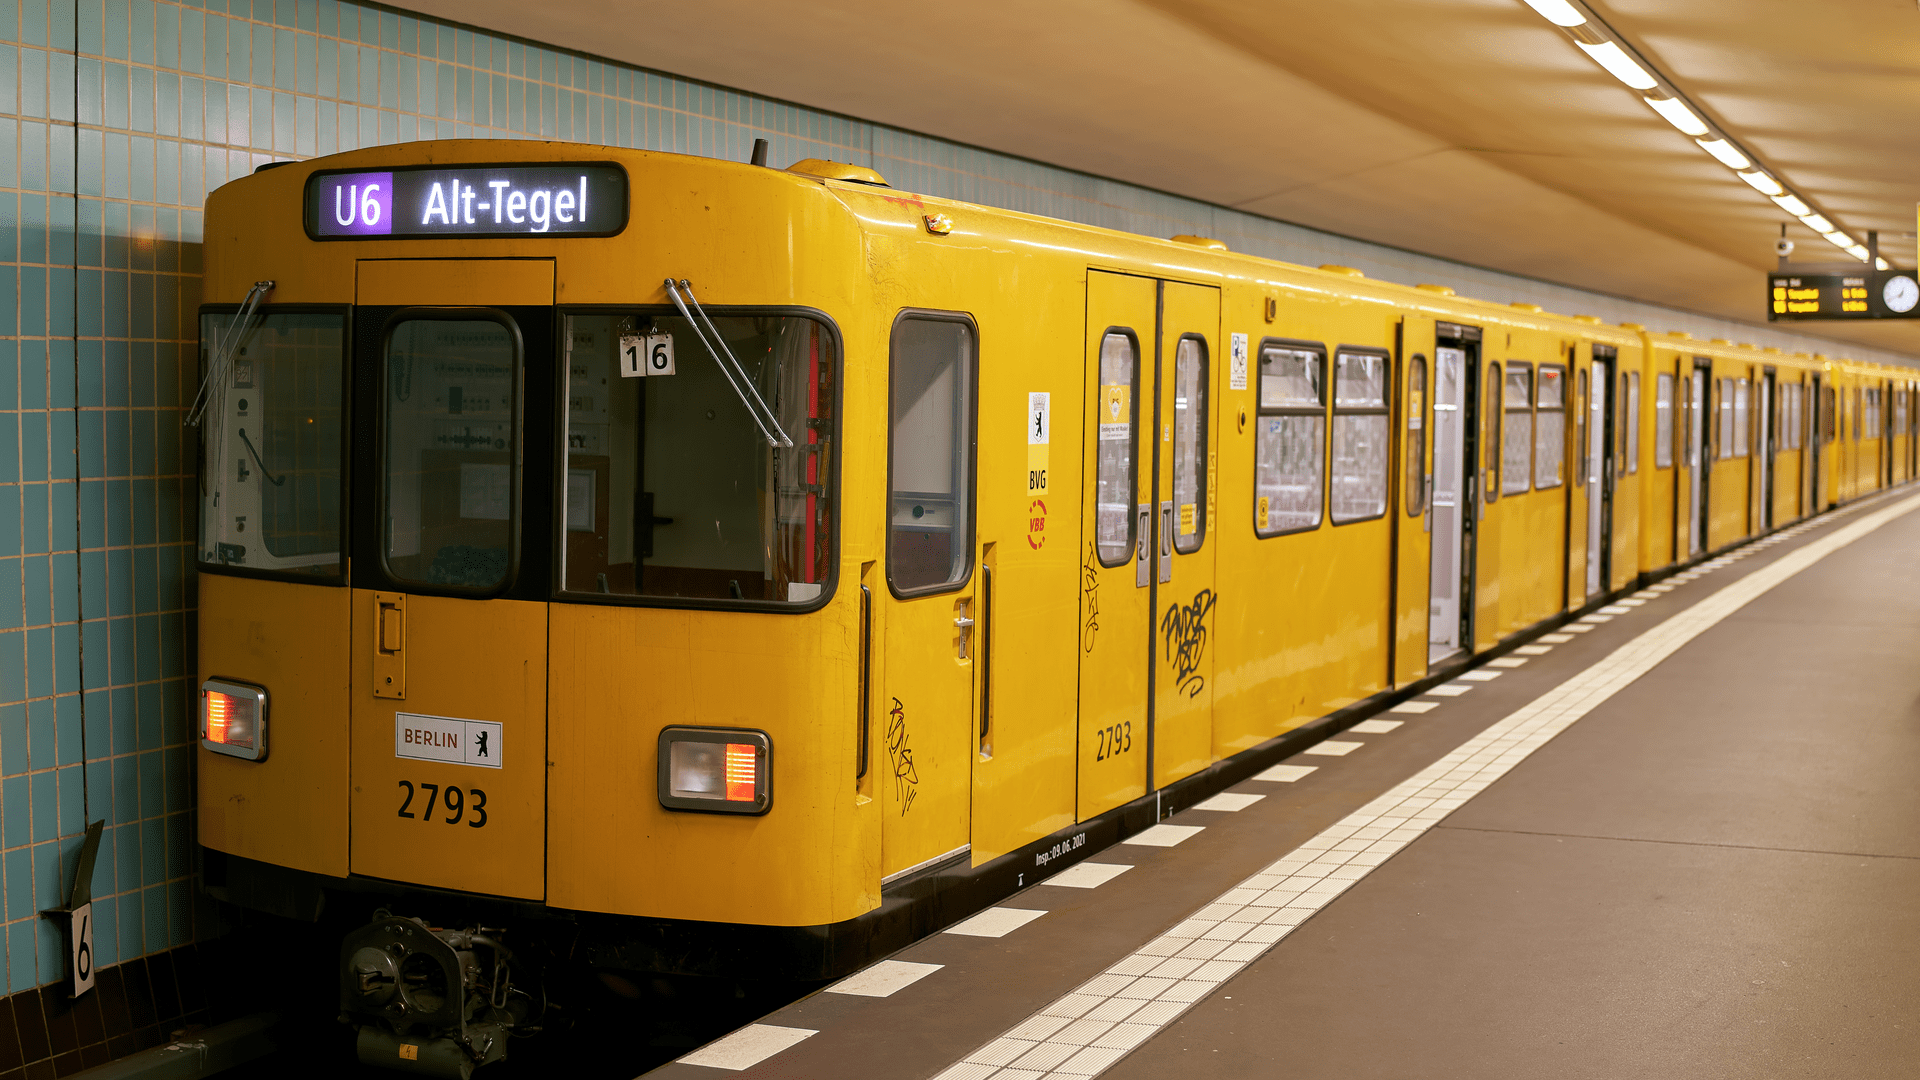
185,280,275,429
663,278,793,448
238,428,286,487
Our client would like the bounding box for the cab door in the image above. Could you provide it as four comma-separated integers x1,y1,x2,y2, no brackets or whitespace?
1393,316,1435,686
348,260,554,900
880,313,979,879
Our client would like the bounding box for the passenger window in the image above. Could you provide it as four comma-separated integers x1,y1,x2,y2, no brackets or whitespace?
1484,363,1501,503
1404,355,1426,516
1533,365,1565,489
1574,368,1587,489
1717,379,1732,459
1172,336,1208,552
560,312,837,604
1501,364,1532,495
1254,342,1325,535
382,316,518,591
1331,350,1388,524
1654,373,1675,469
1733,377,1749,458
888,315,976,594
1626,372,1641,473
1095,330,1139,566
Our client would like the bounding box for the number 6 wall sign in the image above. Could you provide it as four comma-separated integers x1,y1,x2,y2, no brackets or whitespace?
40,819,105,996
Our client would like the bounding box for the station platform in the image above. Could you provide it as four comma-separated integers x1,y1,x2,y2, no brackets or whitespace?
648,488,1920,1080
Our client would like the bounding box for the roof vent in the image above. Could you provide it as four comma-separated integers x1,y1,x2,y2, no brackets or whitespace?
1510,302,1544,313
1318,264,1364,277
1572,315,1602,325
1711,338,1732,346
1171,235,1228,251
1415,283,1456,295
785,159,890,186
1666,331,1692,339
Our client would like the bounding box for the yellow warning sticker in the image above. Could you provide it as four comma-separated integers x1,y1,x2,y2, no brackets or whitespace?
1099,384,1131,442
399,1045,419,1061
1179,503,1195,535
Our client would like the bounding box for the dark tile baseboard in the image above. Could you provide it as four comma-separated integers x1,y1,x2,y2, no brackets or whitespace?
0,940,231,1080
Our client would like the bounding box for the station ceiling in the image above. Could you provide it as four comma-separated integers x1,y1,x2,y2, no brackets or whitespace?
401,0,1920,359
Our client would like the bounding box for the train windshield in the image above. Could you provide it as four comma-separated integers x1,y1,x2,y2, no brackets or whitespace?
196,311,346,576
561,313,835,604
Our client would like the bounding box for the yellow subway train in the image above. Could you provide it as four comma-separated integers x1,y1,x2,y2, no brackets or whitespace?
191,139,1917,1073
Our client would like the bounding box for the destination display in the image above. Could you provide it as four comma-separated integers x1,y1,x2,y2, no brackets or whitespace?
1768,270,1920,321
305,163,627,239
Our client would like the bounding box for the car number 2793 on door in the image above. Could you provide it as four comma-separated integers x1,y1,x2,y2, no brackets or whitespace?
397,780,489,827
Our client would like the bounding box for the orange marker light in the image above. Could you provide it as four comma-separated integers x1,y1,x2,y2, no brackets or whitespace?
724,743,757,802
200,679,266,759
205,690,233,744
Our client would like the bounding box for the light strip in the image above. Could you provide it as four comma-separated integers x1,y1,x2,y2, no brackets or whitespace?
1576,40,1657,89
1519,0,1875,266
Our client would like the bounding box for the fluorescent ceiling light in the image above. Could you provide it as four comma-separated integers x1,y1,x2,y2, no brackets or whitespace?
1577,40,1657,89
1643,96,1709,137
1876,257,1891,271
1696,138,1751,170
1799,213,1833,233
1822,230,1854,249
1770,194,1810,217
1522,0,1587,26
1738,171,1785,196
1845,244,1870,261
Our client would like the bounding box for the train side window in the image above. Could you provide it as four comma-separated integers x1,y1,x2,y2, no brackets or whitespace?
1735,377,1752,457
1254,341,1325,535
1852,388,1860,440
1094,330,1140,567
1823,386,1835,444
1484,363,1502,503
1330,348,1388,524
1717,378,1733,459
1573,368,1587,488
559,311,839,605
382,315,519,591
889,314,977,595
1626,372,1641,474
1172,335,1209,551
1533,365,1565,489
1404,354,1426,516
196,310,347,578
1654,373,1675,468
1791,384,1803,449
1501,362,1530,496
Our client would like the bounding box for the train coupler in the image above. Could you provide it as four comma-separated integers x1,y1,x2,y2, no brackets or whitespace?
339,912,538,1079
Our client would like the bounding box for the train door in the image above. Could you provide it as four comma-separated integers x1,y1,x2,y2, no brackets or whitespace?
880,312,980,880
1811,373,1825,509
1076,272,1220,811
1758,371,1775,530
1393,317,1436,686
347,260,556,900
1585,351,1612,594
1688,361,1709,555
1426,323,1480,663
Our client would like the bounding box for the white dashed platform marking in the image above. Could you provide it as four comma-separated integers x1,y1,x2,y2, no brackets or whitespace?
1516,644,1553,655
1046,862,1134,889
828,960,945,998
679,1024,817,1070
946,907,1048,938
1251,764,1317,783
1426,684,1473,696
1194,792,1266,812
1458,670,1501,682
928,492,1920,1080
1389,701,1438,714
1123,824,1205,847
1350,719,1403,734
1302,740,1363,756
1488,656,1528,668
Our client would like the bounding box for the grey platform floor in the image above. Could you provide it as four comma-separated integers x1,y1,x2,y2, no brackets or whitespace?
649,487,1920,1080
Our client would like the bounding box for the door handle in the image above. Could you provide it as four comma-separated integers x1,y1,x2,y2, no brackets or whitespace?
1135,504,1151,589
954,600,974,661
373,591,406,700
1158,501,1173,583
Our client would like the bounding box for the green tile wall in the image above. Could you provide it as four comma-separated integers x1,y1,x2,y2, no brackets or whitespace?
0,0,1906,997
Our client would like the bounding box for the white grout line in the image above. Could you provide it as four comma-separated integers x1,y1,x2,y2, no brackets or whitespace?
926,491,1920,1080
1251,763,1318,783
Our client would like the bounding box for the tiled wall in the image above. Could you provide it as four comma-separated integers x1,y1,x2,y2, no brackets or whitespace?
0,0,1907,1034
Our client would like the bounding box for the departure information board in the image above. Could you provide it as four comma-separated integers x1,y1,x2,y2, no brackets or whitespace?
1768,270,1920,321
305,163,628,240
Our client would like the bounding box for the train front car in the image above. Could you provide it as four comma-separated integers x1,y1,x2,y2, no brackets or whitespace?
194,142,867,1074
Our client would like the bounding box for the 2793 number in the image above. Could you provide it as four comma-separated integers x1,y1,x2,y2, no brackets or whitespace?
398,780,489,828
1095,721,1132,761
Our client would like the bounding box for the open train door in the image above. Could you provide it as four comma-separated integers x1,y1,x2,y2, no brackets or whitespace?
1427,321,1480,664
1393,315,1434,685
347,259,555,901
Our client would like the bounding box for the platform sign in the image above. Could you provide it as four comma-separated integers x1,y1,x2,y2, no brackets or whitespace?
1768,270,1920,321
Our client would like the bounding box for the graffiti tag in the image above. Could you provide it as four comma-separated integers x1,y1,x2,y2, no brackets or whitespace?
1081,542,1101,654
885,697,918,816
1159,588,1217,698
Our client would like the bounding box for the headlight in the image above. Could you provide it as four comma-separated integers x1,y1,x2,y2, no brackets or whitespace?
201,678,268,761
656,727,770,814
